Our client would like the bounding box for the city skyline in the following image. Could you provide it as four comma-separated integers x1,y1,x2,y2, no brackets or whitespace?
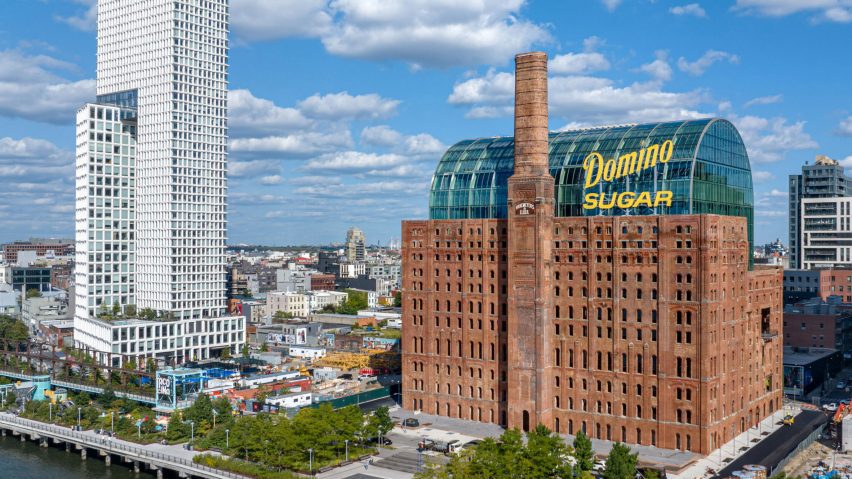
0,0,850,245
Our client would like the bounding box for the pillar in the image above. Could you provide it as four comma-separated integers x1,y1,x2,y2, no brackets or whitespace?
66,442,71,452
133,461,140,473
80,448,87,460
104,455,111,467
40,439,48,448
156,469,163,479
20,434,25,442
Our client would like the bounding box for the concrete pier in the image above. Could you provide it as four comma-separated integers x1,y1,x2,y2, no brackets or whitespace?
80,448,87,460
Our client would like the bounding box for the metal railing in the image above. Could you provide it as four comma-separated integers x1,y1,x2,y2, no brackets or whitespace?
0,367,156,404
0,414,249,479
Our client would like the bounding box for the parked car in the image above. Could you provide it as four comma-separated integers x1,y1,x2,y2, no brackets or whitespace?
402,418,420,428
824,403,839,412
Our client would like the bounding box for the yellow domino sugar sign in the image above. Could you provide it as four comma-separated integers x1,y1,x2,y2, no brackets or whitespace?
582,139,674,210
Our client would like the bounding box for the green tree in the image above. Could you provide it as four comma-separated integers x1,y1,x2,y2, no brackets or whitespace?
241,343,250,358
273,311,294,321
260,342,268,353
124,357,138,371
573,429,594,472
167,412,189,441
26,288,42,299
145,358,157,373
393,291,402,307
221,347,232,360
124,304,137,317
603,443,638,479
0,315,29,342
336,289,369,315
366,406,394,440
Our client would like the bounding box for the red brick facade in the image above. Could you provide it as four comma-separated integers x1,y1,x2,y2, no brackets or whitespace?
400,52,782,455
401,215,783,454
311,273,336,292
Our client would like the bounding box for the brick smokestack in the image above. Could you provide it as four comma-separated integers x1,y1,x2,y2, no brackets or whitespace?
506,51,553,432
513,52,549,176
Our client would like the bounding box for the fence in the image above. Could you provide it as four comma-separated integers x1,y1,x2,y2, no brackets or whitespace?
311,386,390,409
0,414,249,479
771,421,826,475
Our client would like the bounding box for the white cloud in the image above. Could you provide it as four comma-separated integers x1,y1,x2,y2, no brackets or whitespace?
839,156,852,168
639,50,673,82
0,49,94,124
601,0,622,11
733,0,852,22
362,126,446,156
733,115,819,162
229,89,310,137
230,131,354,155
321,0,550,68
303,151,407,172
297,92,400,120
670,3,708,17
448,69,514,105
550,52,610,75
230,0,332,41
56,0,96,31
259,175,285,185
752,171,776,182
677,50,740,76
449,66,709,125
836,116,852,136
744,94,783,108
229,159,281,178
361,125,404,147
0,137,72,178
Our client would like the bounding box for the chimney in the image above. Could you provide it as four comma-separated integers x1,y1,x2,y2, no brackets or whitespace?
513,51,549,177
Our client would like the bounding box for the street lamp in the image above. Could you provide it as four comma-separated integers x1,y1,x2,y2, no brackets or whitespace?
345,439,349,462
225,429,229,449
110,411,114,435
308,448,314,477
212,409,217,428
49,402,52,422
189,420,195,445
77,407,81,429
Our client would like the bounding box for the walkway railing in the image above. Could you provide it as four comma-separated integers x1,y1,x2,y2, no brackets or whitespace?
0,367,156,404
0,414,248,479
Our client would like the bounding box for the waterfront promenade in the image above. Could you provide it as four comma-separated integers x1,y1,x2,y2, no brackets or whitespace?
0,412,249,479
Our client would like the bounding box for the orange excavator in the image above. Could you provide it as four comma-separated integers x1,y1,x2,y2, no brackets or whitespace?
834,403,848,423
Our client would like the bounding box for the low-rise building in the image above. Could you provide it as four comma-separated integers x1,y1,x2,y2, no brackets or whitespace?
784,269,821,305
268,291,309,318
784,297,852,357
22,293,70,334
310,273,336,291
265,391,312,409
73,315,246,367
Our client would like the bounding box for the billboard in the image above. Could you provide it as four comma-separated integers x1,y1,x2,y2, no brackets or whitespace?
156,375,172,397
582,140,674,210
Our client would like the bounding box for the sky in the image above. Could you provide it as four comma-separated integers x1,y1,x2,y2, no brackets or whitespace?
0,0,849,247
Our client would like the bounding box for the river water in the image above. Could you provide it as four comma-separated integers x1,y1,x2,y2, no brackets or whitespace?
0,433,156,479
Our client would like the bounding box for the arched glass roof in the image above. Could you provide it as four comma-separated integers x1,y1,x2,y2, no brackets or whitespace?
429,118,753,250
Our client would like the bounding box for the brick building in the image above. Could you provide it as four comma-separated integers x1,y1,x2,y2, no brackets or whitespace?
400,52,783,455
819,267,852,302
3,239,73,264
311,273,336,291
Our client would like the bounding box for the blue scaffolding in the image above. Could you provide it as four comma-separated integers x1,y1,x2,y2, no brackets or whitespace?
154,368,204,411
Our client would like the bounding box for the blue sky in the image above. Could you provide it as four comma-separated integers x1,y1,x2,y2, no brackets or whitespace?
0,0,849,246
